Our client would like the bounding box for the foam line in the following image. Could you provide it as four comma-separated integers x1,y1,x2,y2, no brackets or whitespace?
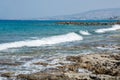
95,25,120,33
0,32,83,51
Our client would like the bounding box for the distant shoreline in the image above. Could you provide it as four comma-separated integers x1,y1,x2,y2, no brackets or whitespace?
57,20,120,26
0,19,119,22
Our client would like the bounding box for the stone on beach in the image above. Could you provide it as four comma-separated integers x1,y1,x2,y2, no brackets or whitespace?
16,53,120,80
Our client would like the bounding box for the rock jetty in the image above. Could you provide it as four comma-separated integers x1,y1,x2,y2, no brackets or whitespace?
57,21,120,26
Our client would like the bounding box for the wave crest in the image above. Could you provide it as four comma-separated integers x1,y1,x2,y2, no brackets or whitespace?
0,32,83,51
95,25,120,33
79,30,91,35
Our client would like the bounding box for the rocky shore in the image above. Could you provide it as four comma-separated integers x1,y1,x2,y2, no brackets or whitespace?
1,53,120,80
0,24,120,80
57,21,120,26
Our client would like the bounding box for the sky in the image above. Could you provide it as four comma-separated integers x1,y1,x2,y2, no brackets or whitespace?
0,0,120,19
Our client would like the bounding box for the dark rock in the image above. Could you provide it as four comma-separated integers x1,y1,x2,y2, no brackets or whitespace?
110,54,120,60
57,21,119,26
17,73,71,80
117,48,120,50
66,54,120,76
33,62,48,66
89,75,101,80
1,72,14,78
0,62,22,66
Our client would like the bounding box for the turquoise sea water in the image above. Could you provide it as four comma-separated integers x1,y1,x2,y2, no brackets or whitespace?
0,20,116,43
0,20,119,51
0,20,120,77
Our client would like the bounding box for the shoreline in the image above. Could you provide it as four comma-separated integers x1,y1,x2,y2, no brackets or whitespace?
1,53,120,80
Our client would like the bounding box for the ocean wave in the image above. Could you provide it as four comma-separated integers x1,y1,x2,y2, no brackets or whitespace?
79,30,91,35
29,37,39,39
95,25,120,33
0,32,83,51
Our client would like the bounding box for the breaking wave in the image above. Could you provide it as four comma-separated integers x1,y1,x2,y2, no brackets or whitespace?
0,32,83,51
95,25,120,33
79,30,91,35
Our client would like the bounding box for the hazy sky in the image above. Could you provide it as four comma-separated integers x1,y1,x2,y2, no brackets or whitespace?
0,0,120,19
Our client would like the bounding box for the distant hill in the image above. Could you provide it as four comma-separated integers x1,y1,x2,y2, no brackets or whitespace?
39,8,120,20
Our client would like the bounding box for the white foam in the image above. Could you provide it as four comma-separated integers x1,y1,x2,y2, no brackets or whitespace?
0,77,8,80
0,32,83,51
95,25,120,33
78,68,91,73
30,37,38,39
97,46,115,50
79,30,91,35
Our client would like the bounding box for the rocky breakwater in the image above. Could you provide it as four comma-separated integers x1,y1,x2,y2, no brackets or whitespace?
57,21,120,26
6,53,120,80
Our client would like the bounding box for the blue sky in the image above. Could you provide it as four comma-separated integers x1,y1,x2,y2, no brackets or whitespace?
0,0,120,19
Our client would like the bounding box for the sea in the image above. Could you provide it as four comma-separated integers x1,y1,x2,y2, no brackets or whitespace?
0,20,120,79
